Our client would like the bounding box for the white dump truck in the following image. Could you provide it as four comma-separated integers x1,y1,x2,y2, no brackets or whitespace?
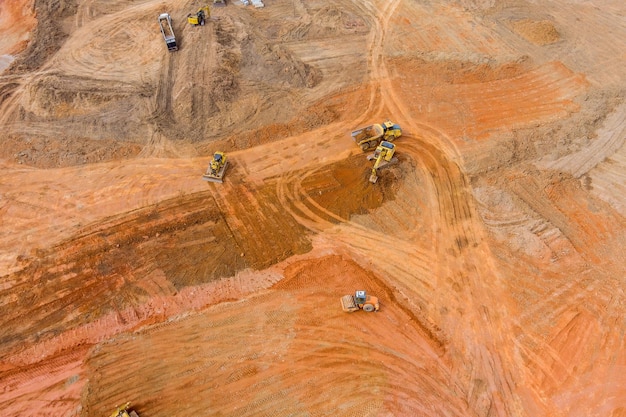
158,13,178,51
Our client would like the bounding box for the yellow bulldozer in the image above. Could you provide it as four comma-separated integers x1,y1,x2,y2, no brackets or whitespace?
341,290,380,312
187,6,210,26
110,402,139,417
367,140,398,183
202,151,228,183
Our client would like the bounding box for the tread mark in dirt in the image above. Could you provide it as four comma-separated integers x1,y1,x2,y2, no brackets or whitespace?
152,52,176,132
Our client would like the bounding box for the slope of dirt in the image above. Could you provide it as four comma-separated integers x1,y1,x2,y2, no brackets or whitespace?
0,0,36,59
1,0,625,416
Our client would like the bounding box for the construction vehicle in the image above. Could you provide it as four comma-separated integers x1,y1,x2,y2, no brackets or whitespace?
351,120,402,151
368,140,398,183
213,0,226,6
158,13,178,51
341,290,380,312
188,6,210,26
202,151,228,183
110,402,139,417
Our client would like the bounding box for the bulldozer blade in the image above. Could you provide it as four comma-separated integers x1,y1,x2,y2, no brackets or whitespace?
202,175,224,183
202,161,228,183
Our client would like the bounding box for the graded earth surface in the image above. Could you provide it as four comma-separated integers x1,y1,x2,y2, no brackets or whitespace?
0,0,625,416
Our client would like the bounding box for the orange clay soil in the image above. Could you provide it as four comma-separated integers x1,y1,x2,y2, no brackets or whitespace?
0,0,625,416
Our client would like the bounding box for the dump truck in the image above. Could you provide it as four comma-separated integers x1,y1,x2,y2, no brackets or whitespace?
202,151,228,183
351,120,402,151
367,140,398,183
110,402,139,417
158,13,178,51
341,290,380,312
188,6,210,26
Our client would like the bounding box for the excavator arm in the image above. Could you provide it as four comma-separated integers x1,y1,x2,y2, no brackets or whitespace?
369,149,388,183
367,141,397,183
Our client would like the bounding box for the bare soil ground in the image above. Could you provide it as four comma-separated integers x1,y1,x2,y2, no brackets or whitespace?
0,0,625,416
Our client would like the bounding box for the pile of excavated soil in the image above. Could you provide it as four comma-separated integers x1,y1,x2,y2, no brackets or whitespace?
511,19,561,46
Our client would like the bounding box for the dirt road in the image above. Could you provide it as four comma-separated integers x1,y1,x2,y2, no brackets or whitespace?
0,0,624,416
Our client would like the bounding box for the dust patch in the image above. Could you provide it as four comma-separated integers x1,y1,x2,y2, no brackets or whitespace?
197,86,369,155
240,36,322,89
388,56,532,85
3,134,142,168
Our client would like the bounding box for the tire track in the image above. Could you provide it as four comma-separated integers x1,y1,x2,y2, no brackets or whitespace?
369,1,527,414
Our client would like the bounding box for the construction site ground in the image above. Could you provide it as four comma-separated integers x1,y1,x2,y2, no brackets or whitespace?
1,0,625,416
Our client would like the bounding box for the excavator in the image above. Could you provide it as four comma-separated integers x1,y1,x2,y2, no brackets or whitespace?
341,290,380,312
202,151,228,183
188,5,210,26
110,402,139,417
367,140,398,183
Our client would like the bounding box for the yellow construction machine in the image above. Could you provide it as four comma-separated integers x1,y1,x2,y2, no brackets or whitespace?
187,6,210,26
367,140,398,183
110,402,139,417
341,290,380,312
202,151,228,183
351,120,402,151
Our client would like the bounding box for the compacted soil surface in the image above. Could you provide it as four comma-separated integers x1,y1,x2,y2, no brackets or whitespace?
0,0,625,416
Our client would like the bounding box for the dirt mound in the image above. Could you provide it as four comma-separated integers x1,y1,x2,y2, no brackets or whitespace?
7,0,77,73
511,19,561,46
0,0,37,58
302,153,403,219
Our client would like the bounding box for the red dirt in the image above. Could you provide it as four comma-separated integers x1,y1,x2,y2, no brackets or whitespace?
0,0,625,416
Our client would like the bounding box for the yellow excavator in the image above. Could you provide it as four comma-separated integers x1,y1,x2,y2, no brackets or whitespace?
110,402,139,417
367,140,398,183
187,5,210,26
202,151,228,183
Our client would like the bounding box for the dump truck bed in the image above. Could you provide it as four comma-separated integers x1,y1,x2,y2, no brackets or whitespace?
158,13,178,51
351,124,384,143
